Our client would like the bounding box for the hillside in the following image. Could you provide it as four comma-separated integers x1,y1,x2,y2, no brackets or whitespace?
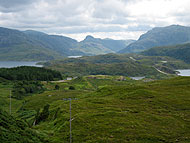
44,53,190,77
0,109,47,143
119,25,190,53
38,76,190,142
44,54,157,77
142,43,190,63
0,27,63,61
23,30,85,56
1,75,190,142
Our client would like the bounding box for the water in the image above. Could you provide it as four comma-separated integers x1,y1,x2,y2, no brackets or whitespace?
130,77,145,80
176,69,190,76
0,61,43,68
68,56,82,58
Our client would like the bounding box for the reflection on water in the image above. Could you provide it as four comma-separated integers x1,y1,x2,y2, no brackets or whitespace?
130,77,145,80
0,61,43,68
68,56,82,58
176,69,190,76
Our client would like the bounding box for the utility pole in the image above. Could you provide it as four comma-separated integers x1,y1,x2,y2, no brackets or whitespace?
9,90,11,115
69,98,72,143
63,98,78,143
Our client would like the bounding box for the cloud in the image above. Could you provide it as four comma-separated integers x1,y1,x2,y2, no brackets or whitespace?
0,0,190,40
0,0,38,12
0,0,35,8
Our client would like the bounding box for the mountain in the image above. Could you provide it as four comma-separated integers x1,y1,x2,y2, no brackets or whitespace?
101,38,135,52
142,43,190,63
82,35,135,52
0,27,133,61
0,27,64,61
77,35,134,55
23,30,85,56
118,25,190,53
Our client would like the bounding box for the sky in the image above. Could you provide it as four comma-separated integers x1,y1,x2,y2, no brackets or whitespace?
0,0,190,41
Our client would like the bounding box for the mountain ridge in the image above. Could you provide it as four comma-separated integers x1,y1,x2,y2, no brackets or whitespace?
118,25,190,53
0,27,132,61
142,43,190,63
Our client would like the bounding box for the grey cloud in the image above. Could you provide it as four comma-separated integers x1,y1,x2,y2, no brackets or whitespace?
0,0,38,12
127,25,152,31
0,0,36,8
44,24,148,34
0,0,189,40
110,17,131,25
92,0,129,19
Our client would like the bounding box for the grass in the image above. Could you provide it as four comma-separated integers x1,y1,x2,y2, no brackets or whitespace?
0,81,24,115
1,76,190,142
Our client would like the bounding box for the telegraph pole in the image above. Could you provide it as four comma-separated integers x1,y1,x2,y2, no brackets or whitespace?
10,90,11,115
69,98,72,143
63,98,78,143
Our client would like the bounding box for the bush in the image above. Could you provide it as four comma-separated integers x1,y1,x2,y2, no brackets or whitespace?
69,86,75,90
55,84,60,90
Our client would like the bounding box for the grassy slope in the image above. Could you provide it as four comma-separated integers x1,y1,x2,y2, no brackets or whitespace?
0,79,47,143
1,76,190,142
6,76,189,143
0,109,47,143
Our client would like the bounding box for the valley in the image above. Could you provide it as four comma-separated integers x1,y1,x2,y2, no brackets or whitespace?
1,24,190,143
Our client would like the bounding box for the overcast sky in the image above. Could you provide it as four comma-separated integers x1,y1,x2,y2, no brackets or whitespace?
0,0,190,41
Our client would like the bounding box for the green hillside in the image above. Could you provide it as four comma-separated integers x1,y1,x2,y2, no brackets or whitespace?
0,109,47,143
24,30,85,56
142,43,190,63
44,54,158,77
1,75,190,142
119,25,190,53
44,53,189,77
0,27,63,61
36,76,190,143
0,42,62,61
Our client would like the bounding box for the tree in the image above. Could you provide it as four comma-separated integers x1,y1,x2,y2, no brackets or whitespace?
69,86,75,90
36,104,50,124
55,84,60,90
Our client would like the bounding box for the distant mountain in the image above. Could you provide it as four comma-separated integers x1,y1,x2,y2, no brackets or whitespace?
142,43,190,63
0,27,133,61
0,27,62,61
23,30,85,56
118,25,190,53
77,35,134,55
